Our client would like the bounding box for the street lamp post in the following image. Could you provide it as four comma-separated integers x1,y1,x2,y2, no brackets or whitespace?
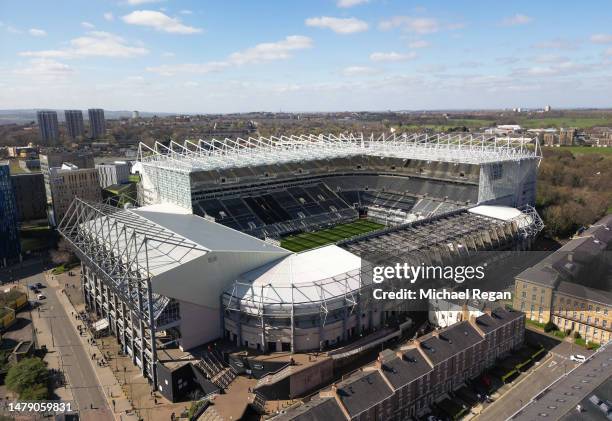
49,317,55,348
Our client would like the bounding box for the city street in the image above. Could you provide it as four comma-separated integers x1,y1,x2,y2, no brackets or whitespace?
22,263,113,421
510,342,612,420
476,331,589,421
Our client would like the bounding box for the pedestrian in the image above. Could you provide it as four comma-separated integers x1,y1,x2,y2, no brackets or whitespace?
112,399,116,410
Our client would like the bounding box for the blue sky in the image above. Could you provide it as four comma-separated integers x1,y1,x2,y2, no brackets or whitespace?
1,0,612,113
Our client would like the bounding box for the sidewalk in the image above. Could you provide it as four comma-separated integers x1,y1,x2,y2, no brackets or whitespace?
30,302,75,404
45,271,139,421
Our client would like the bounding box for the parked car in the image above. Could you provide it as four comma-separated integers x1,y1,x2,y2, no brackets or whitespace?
37,294,46,300
571,354,587,363
29,285,37,291
35,282,43,289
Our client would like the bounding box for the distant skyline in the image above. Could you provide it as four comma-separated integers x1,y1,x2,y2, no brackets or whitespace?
1,0,612,113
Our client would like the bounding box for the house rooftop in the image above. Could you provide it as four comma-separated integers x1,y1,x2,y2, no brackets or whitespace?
419,321,484,365
379,348,433,390
336,370,394,417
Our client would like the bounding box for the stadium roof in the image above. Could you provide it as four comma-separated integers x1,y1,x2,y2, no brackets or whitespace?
75,202,287,278
59,199,290,309
133,203,286,254
138,133,541,173
229,245,362,306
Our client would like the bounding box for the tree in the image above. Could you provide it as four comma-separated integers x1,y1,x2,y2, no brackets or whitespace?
50,238,74,266
5,358,49,400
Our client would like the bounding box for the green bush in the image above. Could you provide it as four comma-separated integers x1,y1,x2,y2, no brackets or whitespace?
0,350,9,374
574,331,582,339
187,400,207,419
544,321,558,333
587,341,600,350
575,338,587,347
5,358,49,400
552,330,567,339
526,319,546,329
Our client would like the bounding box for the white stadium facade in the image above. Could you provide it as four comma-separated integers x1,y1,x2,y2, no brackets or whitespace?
58,133,543,395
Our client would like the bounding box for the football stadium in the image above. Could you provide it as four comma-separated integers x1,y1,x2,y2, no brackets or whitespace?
58,133,543,400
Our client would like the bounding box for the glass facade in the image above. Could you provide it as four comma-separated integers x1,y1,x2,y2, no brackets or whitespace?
0,164,20,263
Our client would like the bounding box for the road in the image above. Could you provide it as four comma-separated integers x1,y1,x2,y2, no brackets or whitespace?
476,331,590,421
510,342,612,420
23,264,113,421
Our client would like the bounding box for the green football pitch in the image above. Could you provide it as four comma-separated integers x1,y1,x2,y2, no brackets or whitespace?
280,219,385,252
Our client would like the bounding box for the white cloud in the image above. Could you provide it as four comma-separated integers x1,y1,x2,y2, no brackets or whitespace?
6,25,22,34
28,28,47,37
408,40,430,49
606,48,612,57
532,38,579,50
342,66,380,76
122,10,202,34
15,58,74,79
126,0,163,5
228,35,312,64
591,34,612,44
147,35,312,75
501,14,533,26
533,54,568,64
305,16,368,34
161,51,175,57
447,22,466,30
337,0,369,8
379,16,439,34
146,62,228,76
81,21,95,29
184,81,199,87
179,10,193,15
20,31,149,59
104,12,114,21
514,60,588,77
369,51,416,62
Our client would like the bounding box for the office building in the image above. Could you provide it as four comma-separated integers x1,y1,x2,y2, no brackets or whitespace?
36,110,60,145
47,164,101,226
7,145,38,159
514,214,612,344
88,108,106,139
40,151,94,208
96,161,131,189
10,173,46,222
0,162,20,265
64,110,85,140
